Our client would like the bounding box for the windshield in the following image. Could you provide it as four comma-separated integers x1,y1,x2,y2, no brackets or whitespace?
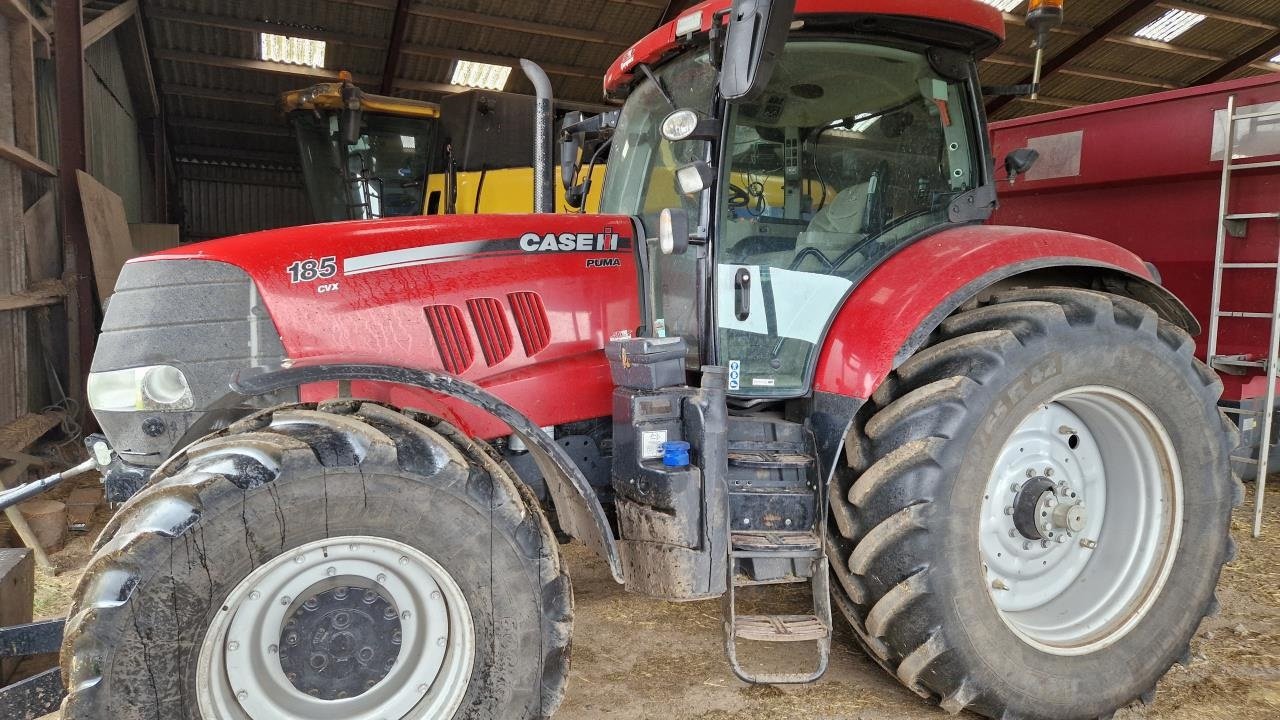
717,40,980,396
602,52,718,363
292,112,436,221
599,52,717,218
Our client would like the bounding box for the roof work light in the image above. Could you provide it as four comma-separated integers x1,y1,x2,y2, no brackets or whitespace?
1026,0,1065,100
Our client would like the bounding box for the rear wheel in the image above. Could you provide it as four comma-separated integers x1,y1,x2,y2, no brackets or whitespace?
828,288,1241,719
61,401,572,720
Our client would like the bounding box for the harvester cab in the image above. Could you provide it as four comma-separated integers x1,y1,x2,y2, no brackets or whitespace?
58,1,1239,719
281,73,441,221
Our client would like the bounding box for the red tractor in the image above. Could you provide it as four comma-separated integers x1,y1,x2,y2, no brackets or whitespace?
59,1,1237,718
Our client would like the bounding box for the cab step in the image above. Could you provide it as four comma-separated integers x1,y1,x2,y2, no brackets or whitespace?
721,416,830,685
731,530,822,558
734,614,829,642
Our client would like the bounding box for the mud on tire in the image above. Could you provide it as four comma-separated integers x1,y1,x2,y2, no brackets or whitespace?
60,400,572,720
827,288,1242,720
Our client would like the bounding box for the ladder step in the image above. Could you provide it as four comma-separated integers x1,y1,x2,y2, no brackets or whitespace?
1233,109,1280,121
734,614,829,643
732,530,822,558
1229,160,1280,171
1222,263,1280,269
1211,355,1268,369
728,450,813,469
1224,213,1280,221
1213,311,1274,319
1233,457,1261,466
1222,406,1260,416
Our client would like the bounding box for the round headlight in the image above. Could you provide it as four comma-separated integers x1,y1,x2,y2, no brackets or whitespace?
660,109,699,142
141,365,190,406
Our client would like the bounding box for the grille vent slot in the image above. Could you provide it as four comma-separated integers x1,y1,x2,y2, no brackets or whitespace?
467,297,514,366
424,304,474,374
507,291,551,357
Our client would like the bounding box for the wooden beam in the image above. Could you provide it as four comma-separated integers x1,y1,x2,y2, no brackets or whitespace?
82,0,136,47
987,0,1161,115
173,144,300,166
407,5,630,48
117,11,159,118
153,49,380,85
170,116,292,137
149,9,604,82
0,0,50,43
1103,35,1228,62
399,42,599,80
380,0,413,95
984,53,1179,89
0,140,55,176
146,7,384,50
9,14,39,154
1156,1,1278,31
162,83,276,106
1194,30,1280,85
0,280,66,313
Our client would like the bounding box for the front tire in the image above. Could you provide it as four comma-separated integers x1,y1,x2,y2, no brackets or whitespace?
828,288,1241,719
61,401,572,720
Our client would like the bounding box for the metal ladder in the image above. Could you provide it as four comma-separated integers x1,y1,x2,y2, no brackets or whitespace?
1207,95,1280,538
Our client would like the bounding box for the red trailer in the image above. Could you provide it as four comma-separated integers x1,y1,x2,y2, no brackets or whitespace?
990,74,1280,534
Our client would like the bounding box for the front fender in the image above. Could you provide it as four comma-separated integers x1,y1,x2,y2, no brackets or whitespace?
813,225,1192,399
232,362,624,583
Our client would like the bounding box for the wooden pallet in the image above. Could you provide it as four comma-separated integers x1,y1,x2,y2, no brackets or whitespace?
0,413,65,569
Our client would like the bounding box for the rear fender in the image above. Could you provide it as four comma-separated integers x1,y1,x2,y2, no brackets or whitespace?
806,225,1196,485
227,362,623,583
813,225,1195,399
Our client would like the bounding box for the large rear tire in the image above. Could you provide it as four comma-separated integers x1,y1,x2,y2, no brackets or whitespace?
828,288,1241,719
60,401,572,720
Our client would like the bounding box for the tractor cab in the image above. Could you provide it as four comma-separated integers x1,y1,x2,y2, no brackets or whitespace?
567,0,1001,397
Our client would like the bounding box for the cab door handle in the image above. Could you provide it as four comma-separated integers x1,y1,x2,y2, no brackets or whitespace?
734,268,752,321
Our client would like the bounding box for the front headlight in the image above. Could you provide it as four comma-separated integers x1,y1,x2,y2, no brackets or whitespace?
87,365,195,412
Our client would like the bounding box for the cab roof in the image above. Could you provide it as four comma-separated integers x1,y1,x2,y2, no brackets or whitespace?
603,0,1005,97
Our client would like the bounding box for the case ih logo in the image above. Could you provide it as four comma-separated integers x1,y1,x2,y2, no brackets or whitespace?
520,228,622,253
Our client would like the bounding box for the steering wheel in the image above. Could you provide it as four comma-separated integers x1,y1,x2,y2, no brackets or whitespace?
729,183,751,209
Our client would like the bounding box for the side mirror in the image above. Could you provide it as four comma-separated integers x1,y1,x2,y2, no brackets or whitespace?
339,107,363,145
1005,148,1040,181
559,111,584,192
338,76,364,146
719,0,795,101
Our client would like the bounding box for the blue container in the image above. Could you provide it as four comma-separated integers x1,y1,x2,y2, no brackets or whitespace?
662,440,691,468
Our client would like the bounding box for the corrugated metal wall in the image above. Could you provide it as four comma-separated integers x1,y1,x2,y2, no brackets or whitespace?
176,160,310,240
86,33,155,223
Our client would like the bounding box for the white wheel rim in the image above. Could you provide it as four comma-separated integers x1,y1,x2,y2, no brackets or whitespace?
197,536,474,719
978,385,1182,656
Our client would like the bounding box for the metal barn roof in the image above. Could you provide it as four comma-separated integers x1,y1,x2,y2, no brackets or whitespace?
79,0,1280,166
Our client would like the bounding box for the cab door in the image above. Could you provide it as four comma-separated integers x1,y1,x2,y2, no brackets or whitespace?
712,39,985,397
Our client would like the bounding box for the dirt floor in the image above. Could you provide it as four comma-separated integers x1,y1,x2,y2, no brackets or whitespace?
16,479,1280,719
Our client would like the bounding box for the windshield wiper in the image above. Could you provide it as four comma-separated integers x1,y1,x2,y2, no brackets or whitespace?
637,63,678,112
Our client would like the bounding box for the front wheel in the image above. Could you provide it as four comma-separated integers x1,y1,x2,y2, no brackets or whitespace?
61,401,572,720
829,288,1241,720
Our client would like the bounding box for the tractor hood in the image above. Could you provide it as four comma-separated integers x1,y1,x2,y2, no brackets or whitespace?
97,214,642,464
138,214,642,369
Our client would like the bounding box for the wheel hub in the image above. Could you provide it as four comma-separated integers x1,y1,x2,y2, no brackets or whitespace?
279,583,402,700
978,388,1182,655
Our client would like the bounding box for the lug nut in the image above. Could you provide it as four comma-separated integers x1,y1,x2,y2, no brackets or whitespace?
1025,469,1035,478
1040,539,1051,548
1044,468,1054,477
1004,506,1015,516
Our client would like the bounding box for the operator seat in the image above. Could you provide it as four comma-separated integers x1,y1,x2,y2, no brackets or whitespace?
789,181,870,273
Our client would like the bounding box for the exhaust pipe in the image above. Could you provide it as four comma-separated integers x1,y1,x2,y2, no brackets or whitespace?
520,59,555,213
